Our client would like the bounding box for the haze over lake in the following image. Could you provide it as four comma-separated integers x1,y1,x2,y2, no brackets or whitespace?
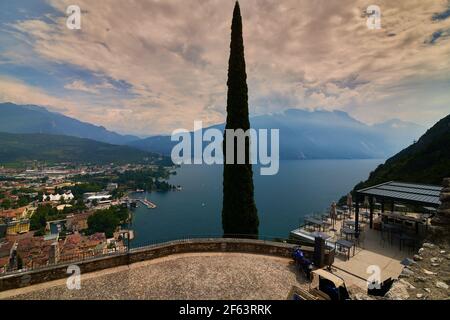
129,159,383,247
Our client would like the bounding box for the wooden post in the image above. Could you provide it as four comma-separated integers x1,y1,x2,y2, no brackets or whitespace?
369,196,374,229
355,195,360,238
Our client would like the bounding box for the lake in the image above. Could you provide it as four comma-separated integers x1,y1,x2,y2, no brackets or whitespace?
129,159,383,247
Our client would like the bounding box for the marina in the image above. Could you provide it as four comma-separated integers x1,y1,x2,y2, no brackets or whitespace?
137,198,157,209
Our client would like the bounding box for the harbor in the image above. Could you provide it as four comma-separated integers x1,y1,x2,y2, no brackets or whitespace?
137,198,157,209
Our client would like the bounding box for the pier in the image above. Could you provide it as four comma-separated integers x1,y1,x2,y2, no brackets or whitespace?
136,198,157,209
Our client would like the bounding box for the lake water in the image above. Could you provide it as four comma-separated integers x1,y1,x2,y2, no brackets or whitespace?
129,159,383,247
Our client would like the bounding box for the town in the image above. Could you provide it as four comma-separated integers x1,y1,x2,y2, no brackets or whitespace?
0,162,178,273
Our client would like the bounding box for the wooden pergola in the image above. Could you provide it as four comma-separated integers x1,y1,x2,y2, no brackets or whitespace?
354,181,442,236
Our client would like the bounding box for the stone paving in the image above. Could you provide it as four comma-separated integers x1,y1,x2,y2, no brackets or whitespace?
0,252,308,300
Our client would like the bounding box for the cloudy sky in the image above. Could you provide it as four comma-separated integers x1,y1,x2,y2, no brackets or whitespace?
0,0,449,136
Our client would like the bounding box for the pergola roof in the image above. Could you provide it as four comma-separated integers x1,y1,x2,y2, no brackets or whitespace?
357,181,442,207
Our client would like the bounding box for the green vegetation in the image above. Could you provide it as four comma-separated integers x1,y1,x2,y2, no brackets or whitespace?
340,113,450,203
63,183,104,199
71,167,174,193
29,201,86,236
61,199,87,214
0,132,170,165
0,192,31,209
222,2,259,238
86,206,129,238
30,204,63,234
0,198,12,210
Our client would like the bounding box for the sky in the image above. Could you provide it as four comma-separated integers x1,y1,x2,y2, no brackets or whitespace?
0,0,449,136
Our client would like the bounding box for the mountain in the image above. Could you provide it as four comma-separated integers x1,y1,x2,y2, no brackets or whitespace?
0,132,168,165
0,102,139,145
128,109,425,160
1,103,425,160
353,113,450,189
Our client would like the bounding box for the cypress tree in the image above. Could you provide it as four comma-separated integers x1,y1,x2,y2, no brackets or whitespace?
222,1,259,238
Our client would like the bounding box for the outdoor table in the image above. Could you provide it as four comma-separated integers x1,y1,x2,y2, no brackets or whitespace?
339,209,349,220
311,231,332,240
361,211,370,222
344,220,356,228
335,239,355,261
334,209,344,221
383,223,400,231
322,221,332,231
341,227,356,240
304,217,325,231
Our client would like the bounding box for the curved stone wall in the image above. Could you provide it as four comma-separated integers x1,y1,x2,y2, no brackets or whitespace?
1,238,308,292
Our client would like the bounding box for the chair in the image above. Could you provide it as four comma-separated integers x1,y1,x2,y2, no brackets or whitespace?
358,223,365,233
322,221,332,232
363,212,371,223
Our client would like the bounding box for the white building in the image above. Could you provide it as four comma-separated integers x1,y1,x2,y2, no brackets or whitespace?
87,195,112,201
43,192,75,202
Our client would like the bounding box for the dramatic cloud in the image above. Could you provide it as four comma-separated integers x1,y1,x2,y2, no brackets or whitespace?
64,80,115,94
0,76,74,113
0,0,449,134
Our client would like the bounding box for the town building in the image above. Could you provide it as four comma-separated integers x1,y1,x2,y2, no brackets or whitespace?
6,220,30,235
42,192,74,202
106,183,119,191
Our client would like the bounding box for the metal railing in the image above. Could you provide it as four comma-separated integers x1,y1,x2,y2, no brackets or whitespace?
0,233,304,277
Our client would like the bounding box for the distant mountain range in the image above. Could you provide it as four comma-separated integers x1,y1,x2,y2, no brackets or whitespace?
353,113,450,188
0,102,139,145
0,102,426,160
129,109,426,160
0,132,167,165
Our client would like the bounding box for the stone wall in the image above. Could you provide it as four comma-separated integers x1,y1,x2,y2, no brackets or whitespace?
0,238,323,292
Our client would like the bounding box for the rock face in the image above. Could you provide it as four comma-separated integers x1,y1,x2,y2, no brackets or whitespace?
385,179,450,300
435,281,449,290
430,178,450,244
385,281,410,300
398,242,450,300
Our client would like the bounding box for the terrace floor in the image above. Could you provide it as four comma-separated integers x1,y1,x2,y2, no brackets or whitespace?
332,224,406,291
0,252,309,300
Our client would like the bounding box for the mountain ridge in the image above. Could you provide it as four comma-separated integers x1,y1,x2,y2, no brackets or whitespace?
128,108,425,160
0,102,426,160
0,132,168,165
351,113,450,190
0,102,139,145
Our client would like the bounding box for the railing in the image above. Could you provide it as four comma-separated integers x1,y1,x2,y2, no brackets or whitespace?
1,247,127,276
0,234,305,277
129,233,304,250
